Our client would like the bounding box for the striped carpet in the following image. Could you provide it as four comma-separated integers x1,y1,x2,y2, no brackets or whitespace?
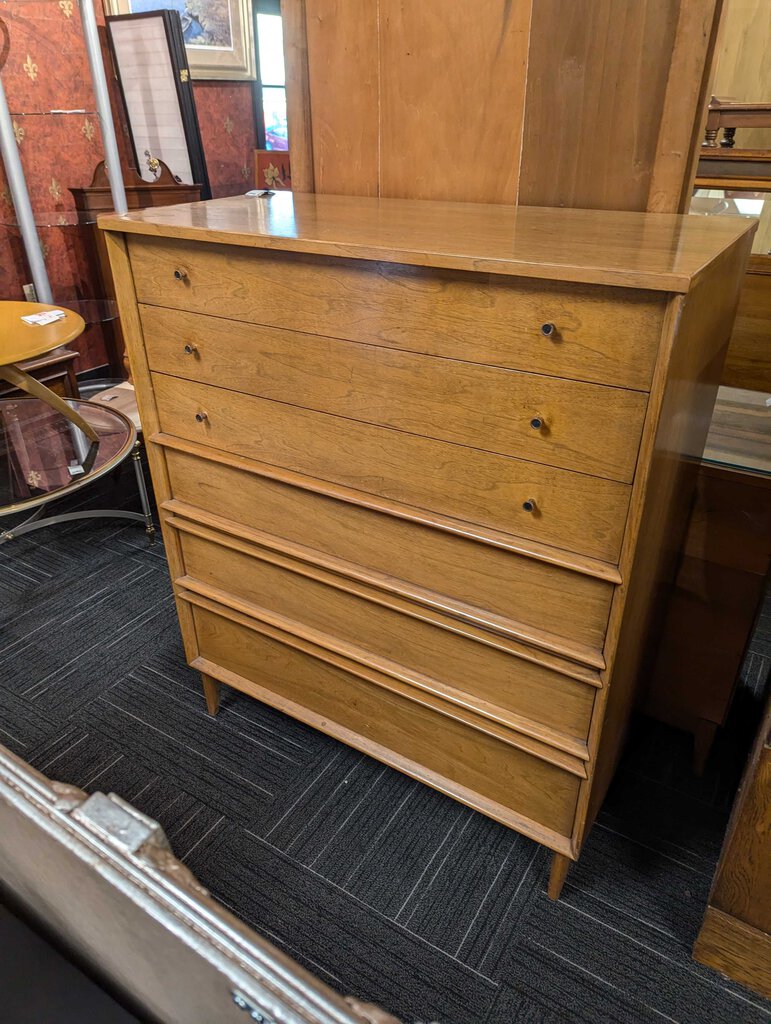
1,486,769,1023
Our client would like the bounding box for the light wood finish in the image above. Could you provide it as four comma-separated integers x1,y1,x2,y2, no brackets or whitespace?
302,0,379,197
723,257,771,392
297,0,530,202
648,0,727,213
134,243,664,391
377,2,530,203
102,233,200,669
520,0,681,211
162,447,615,658
142,306,647,481
693,698,771,998
710,0,771,150
283,0,723,211
185,594,581,842
279,0,315,193
548,853,571,901
201,673,221,716
171,522,597,747
151,372,631,562
0,301,97,444
99,192,754,292
0,301,85,361
103,196,755,898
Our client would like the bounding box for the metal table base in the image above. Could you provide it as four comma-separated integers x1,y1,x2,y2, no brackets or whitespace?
0,440,155,546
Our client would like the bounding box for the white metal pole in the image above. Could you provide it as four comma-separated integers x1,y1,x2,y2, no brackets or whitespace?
0,74,54,304
79,0,128,215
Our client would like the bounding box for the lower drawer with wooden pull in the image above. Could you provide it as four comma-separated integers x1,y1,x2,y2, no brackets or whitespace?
171,522,597,748
163,446,615,661
152,373,630,562
183,593,581,844
142,304,647,482
129,236,664,391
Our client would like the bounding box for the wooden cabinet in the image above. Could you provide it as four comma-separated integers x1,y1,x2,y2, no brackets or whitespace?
693,697,771,998
101,193,754,898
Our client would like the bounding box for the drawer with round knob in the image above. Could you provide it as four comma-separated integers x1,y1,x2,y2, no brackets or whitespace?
151,372,631,562
128,236,665,391
141,305,647,482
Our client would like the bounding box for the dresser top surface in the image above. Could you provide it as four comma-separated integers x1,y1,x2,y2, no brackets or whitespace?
100,192,756,292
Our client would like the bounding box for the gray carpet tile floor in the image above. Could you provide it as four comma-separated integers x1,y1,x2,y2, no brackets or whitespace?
1,496,769,1024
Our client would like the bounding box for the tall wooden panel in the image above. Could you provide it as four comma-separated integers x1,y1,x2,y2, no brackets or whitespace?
304,0,379,196
378,1,530,202
284,0,724,211
520,0,682,211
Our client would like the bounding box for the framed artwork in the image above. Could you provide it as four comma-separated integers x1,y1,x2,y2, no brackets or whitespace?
103,0,256,81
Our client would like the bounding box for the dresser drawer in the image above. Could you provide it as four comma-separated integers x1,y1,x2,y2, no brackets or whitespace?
130,237,664,390
143,305,646,482
173,525,597,745
153,374,630,562
164,448,615,658
186,597,581,840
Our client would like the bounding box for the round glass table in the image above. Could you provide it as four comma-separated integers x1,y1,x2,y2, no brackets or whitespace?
0,397,155,544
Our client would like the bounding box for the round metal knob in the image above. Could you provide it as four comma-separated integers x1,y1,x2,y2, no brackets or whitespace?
540,322,556,338
530,416,545,431
174,268,188,281
522,498,538,513
183,343,198,355
194,411,208,423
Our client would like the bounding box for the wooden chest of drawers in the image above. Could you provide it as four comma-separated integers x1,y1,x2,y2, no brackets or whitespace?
101,194,755,897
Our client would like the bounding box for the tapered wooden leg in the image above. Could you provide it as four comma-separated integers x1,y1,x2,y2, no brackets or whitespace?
202,674,221,716
548,852,571,900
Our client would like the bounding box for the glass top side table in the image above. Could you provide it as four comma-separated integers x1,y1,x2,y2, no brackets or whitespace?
0,397,155,544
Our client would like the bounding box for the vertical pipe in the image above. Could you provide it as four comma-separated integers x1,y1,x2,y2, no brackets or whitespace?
0,74,54,303
79,0,128,215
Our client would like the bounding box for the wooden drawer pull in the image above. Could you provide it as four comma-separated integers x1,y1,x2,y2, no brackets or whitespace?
540,322,557,338
522,498,538,513
530,416,546,431
174,268,188,281
195,410,208,423
183,343,199,356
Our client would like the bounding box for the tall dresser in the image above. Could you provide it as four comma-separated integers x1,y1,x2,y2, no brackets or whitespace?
101,194,755,898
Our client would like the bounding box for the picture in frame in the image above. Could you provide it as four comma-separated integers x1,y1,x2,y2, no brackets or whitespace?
103,0,256,81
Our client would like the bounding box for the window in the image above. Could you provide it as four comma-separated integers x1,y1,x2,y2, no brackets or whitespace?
253,0,288,151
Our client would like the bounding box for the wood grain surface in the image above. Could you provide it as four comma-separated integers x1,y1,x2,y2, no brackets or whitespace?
142,305,647,481
173,522,597,746
187,594,581,840
99,193,756,291
163,447,614,660
152,373,631,562
133,243,666,390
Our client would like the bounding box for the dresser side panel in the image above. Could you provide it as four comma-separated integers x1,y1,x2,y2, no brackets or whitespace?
578,234,754,847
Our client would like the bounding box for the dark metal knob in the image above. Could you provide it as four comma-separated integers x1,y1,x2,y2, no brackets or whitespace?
530,416,545,431
195,411,208,423
174,268,188,281
540,322,556,337
183,343,198,355
522,498,537,513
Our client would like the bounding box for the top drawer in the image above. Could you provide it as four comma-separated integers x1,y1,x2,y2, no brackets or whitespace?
128,237,665,391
